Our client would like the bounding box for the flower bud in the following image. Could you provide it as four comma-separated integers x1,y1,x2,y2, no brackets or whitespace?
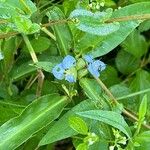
76,58,86,70
78,68,88,79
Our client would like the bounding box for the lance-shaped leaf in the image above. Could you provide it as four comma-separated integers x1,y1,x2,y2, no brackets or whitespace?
46,7,73,56
0,94,68,150
70,8,120,36
77,110,132,138
39,99,98,146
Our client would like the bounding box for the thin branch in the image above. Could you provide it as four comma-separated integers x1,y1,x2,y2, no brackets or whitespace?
106,14,150,23
94,77,150,129
41,27,56,40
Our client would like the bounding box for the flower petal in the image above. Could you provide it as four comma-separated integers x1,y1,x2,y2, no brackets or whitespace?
65,74,76,83
88,63,100,77
62,55,76,69
98,60,106,71
83,55,93,63
52,63,65,80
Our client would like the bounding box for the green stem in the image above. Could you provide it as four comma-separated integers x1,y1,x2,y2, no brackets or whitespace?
41,27,56,41
117,88,150,100
22,34,38,63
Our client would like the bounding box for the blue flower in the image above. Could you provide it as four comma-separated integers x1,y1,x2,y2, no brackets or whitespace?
52,63,65,80
83,55,93,63
52,55,77,83
83,55,106,77
62,55,76,69
65,74,76,83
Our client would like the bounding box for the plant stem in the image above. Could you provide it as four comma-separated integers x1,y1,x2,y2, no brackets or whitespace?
22,34,38,63
106,14,150,23
94,77,150,129
22,34,44,97
41,27,56,41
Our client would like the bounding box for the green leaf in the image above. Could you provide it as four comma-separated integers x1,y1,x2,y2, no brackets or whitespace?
139,95,147,120
13,16,40,34
10,61,36,81
89,2,150,57
23,37,50,53
79,78,101,102
135,131,150,143
0,100,24,125
100,66,120,87
39,99,98,146
33,61,57,72
74,33,104,54
46,7,73,56
130,70,150,104
121,29,148,58
77,143,88,150
0,94,68,150
69,116,88,135
77,110,132,138
70,8,120,36
4,0,37,15
139,19,150,32
134,131,150,150
115,50,140,75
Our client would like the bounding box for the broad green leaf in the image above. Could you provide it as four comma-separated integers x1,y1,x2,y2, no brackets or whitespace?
46,7,73,56
0,94,68,150
139,19,150,32
115,50,140,75
110,84,131,99
130,70,150,104
4,0,37,15
33,61,58,72
134,131,150,150
0,100,24,125
70,8,120,36
135,131,150,143
39,99,98,146
69,116,88,135
74,33,104,54
77,110,132,138
100,66,120,87
13,16,40,34
139,95,147,120
89,2,150,57
79,78,101,102
121,29,148,58
10,60,36,81
23,37,50,53
0,2,18,20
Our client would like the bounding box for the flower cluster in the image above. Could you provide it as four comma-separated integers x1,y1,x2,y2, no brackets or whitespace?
52,54,106,82
83,55,106,78
52,55,77,83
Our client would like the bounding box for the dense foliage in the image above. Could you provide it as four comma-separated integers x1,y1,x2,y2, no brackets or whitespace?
0,0,150,149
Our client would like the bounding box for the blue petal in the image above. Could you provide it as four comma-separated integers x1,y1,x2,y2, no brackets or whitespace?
62,55,76,69
98,61,106,71
92,60,106,71
88,63,100,77
83,55,93,63
52,63,65,80
65,74,76,83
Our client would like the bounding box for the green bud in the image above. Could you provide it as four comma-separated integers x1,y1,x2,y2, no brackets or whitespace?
76,58,86,70
78,69,88,79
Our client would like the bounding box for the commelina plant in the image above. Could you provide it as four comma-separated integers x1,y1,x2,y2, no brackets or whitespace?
0,0,150,150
